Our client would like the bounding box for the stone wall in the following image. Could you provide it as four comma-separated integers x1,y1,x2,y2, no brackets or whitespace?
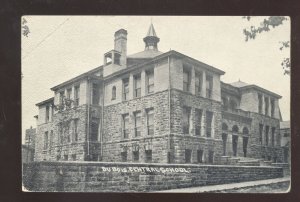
23,161,284,192
102,90,170,163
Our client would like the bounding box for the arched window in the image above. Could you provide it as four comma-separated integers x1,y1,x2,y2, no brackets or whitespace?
222,123,228,131
112,86,116,100
232,125,239,133
243,127,249,135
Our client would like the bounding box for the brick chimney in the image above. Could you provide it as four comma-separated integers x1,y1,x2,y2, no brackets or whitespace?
114,29,127,67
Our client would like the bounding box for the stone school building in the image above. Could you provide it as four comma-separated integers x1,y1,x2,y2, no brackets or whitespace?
34,24,285,165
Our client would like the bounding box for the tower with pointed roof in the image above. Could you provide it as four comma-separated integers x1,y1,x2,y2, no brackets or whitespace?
143,23,160,51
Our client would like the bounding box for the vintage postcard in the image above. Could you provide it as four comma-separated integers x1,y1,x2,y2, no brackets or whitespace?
22,16,290,192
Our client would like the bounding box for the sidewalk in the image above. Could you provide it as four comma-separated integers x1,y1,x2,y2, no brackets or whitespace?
156,177,290,193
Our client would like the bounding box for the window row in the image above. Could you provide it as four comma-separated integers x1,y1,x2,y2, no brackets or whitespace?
116,69,154,101
182,107,214,137
183,65,213,99
58,85,80,108
122,108,154,139
184,149,214,164
258,93,275,117
259,124,277,146
121,149,152,163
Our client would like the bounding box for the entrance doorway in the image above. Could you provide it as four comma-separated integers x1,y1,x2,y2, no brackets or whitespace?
232,135,238,157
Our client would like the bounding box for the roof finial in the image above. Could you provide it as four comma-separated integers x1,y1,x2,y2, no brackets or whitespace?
143,22,160,50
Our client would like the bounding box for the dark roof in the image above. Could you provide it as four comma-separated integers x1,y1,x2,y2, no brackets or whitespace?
35,97,54,106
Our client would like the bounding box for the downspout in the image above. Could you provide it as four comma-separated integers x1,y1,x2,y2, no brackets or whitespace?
168,56,171,163
87,77,90,159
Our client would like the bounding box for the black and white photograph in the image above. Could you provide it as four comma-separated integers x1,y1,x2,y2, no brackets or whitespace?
21,16,291,193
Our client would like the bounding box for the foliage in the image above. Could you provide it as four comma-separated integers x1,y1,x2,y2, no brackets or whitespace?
242,16,290,75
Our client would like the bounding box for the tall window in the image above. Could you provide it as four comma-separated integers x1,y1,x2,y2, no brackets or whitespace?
92,83,100,105
182,107,191,134
271,127,275,146
59,91,64,105
146,69,154,94
195,71,203,96
134,74,141,98
122,114,129,139
147,108,154,135
90,118,99,142
271,99,275,118
259,124,263,144
49,130,53,148
206,75,213,99
134,111,141,137
258,94,263,114
208,151,214,164
123,78,129,101
74,86,80,106
145,150,152,163
197,150,203,163
185,149,192,163
74,119,79,142
265,97,269,116
206,111,213,137
112,86,116,100
43,131,48,150
45,105,50,123
183,69,190,92
265,125,269,146
195,109,202,136
67,88,72,99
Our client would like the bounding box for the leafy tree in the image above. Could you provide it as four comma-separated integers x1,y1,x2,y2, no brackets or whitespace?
242,16,290,75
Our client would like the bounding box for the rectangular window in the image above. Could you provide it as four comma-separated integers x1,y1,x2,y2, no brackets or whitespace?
121,151,127,162
147,108,154,136
133,151,139,162
74,119,79,142
134,111,141,137
51,105,54,121
265,125,269,146
64,155,68,161
259,124,263,144
59,91,64,105
271,127,275,146
265,97,269,116
146,69,154,94
49,130,53,148
134,74,141,98
183,69,190,92
66,88,72,100
45,105,50,123
206,75,213,99
114,53,121,65
182,107,191,134
90,118,99,142
74,86,80,106
145,150,152,163
208,151,214,164
197,150,203,163
195,109,202,136
123,78,129,101
92,83,100,105
122,114,129,139
185,149,192,163
206,111,213,137
271,99,275,118
258,94,263,114
195,71,203,96
43,131,48,150
71,154,76,161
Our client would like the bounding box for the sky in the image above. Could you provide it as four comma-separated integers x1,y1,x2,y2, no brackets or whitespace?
21,16,290,143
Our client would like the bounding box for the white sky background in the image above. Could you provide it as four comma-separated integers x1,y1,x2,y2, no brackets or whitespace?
22,16,290,143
